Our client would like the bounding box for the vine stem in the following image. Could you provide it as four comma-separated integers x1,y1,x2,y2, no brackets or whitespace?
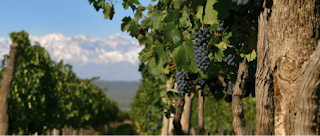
173,95,185,135
232,59,248,135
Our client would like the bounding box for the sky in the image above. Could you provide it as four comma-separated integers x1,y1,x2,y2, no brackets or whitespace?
0,0,154,81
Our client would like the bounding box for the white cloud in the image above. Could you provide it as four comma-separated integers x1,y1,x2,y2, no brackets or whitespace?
0,33,143,65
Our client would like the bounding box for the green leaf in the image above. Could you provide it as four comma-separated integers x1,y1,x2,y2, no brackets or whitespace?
121,17,139,36
165,29,181,44
164,11,181,22
151,10,162,29
246,50,256,62
103,3,115,20
203,0,218,25
215,50,223,62
196,6,204,23
153,41,167,66
172,40,197,73
147,57,162,77
162,22,176,32
216,41,228,51
122,0,140,10
93,0,105,11
179,6,192,28
172,44,189,70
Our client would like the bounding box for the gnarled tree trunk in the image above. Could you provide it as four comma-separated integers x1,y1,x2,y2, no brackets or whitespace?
294,42,320,135
268,0,319,135
255,2,274,135
0,43,18,135
232,59,248,135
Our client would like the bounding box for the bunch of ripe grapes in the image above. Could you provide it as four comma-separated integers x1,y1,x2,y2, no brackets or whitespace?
175,68,190,96
193,27,211,71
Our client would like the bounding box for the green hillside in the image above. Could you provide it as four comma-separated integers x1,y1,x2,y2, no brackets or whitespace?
93,80,140,111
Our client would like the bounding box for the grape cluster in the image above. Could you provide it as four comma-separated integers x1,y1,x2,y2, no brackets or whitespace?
222,54,236,66
231,0,249,5
196,77,206,88
193,27,211,71
225,81,233,102
175,68,190,96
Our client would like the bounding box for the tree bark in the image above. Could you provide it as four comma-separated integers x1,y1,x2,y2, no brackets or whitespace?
198,89,205,135
255,2,274,135
161,114,169,135
173,95,185,135
294,42,320,135
168,83,178,135
268,0,319,135
161,79,174,135
0,43,18,135
232,59,248,135
181,94,192,134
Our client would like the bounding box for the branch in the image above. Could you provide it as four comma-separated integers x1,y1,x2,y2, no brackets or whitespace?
232,59,248,135
173,95,185,135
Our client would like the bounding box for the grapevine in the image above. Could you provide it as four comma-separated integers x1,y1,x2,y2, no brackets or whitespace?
89,0,259,134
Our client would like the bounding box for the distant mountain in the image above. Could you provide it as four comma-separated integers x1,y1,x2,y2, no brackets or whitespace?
93,80,140,111
0,33,142,81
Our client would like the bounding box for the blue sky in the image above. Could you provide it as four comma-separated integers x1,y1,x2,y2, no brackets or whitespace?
0,0,151,38
0,0,154,81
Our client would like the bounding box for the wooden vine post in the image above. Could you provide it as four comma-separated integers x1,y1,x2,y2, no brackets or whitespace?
198,89,205,134
0,43,18,135
181,94,192,134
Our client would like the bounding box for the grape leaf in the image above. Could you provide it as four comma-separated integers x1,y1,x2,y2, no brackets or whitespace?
151,10,162,29
121,17,139,36
179,6,192,28
103,3,115,20
246,50,256,62
196,6,204,23
172,40,197,73
203,0,218,25
165,29,181,44
164,10,181,22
